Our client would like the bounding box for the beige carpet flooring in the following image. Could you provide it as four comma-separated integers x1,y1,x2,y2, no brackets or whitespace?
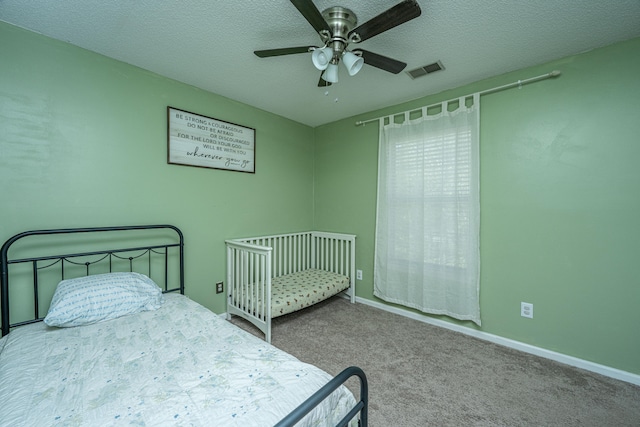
229,296,640,426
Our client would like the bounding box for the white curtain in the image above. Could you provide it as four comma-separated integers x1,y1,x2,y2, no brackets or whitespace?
374,94,481,325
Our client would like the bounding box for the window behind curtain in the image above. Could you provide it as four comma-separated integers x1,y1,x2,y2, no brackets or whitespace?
374,95,481,325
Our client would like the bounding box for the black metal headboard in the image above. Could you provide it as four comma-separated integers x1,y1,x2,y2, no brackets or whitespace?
1,225,184,336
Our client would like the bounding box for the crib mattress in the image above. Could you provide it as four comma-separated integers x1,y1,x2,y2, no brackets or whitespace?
272,269,350,317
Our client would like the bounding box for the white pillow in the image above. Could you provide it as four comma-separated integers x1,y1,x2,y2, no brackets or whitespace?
44,272,165,327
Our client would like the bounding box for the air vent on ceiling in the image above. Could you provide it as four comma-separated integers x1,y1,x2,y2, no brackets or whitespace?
406,60,445,79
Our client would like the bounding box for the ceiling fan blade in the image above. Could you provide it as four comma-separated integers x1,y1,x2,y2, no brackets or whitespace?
318,73,332,87
355,49,407,74
348,0,421,43
290,0,332,35
254,46,313,58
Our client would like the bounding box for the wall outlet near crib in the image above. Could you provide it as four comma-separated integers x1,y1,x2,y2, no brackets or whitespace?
356,270,363,281
521,302,533,318
216,282,224,294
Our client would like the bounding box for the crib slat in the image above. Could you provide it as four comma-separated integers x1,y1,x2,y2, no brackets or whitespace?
250,251,255,318
330,237,334,272
293,235,299,272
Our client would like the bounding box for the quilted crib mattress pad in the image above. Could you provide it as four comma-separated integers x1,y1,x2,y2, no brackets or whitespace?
271,269,350,317
0,293,356,426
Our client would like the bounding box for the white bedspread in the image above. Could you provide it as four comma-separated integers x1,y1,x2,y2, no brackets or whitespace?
0,294,357,426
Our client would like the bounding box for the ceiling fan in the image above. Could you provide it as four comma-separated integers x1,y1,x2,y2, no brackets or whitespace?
254,0,422,87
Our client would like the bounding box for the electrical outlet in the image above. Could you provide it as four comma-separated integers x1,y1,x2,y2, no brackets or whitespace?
521,302,533,318
215,282,224,294
356,269,363,280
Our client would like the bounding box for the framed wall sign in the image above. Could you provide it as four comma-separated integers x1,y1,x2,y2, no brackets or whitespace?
167,107,255,173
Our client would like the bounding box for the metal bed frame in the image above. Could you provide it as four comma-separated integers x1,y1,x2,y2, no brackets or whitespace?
0,224,368,426
1,224,185,337
276,365,368,427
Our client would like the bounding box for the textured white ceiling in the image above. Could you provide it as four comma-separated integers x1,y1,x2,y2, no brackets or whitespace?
2,0,640,127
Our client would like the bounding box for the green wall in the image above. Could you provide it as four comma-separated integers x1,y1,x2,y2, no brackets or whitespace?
0,22,315,315
2,20,638,376
314,37,640,375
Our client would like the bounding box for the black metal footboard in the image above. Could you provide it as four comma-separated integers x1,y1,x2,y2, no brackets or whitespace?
275,366,368,427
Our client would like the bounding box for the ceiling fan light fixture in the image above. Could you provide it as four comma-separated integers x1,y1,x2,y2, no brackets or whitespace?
312,46,333,70
254,1,423,87
322,62,339,83
342,51,364,76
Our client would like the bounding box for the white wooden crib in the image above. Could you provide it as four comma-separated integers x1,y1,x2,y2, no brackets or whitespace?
226,231,356,343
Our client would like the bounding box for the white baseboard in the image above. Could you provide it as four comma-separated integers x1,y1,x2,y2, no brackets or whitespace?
355,296,640,386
